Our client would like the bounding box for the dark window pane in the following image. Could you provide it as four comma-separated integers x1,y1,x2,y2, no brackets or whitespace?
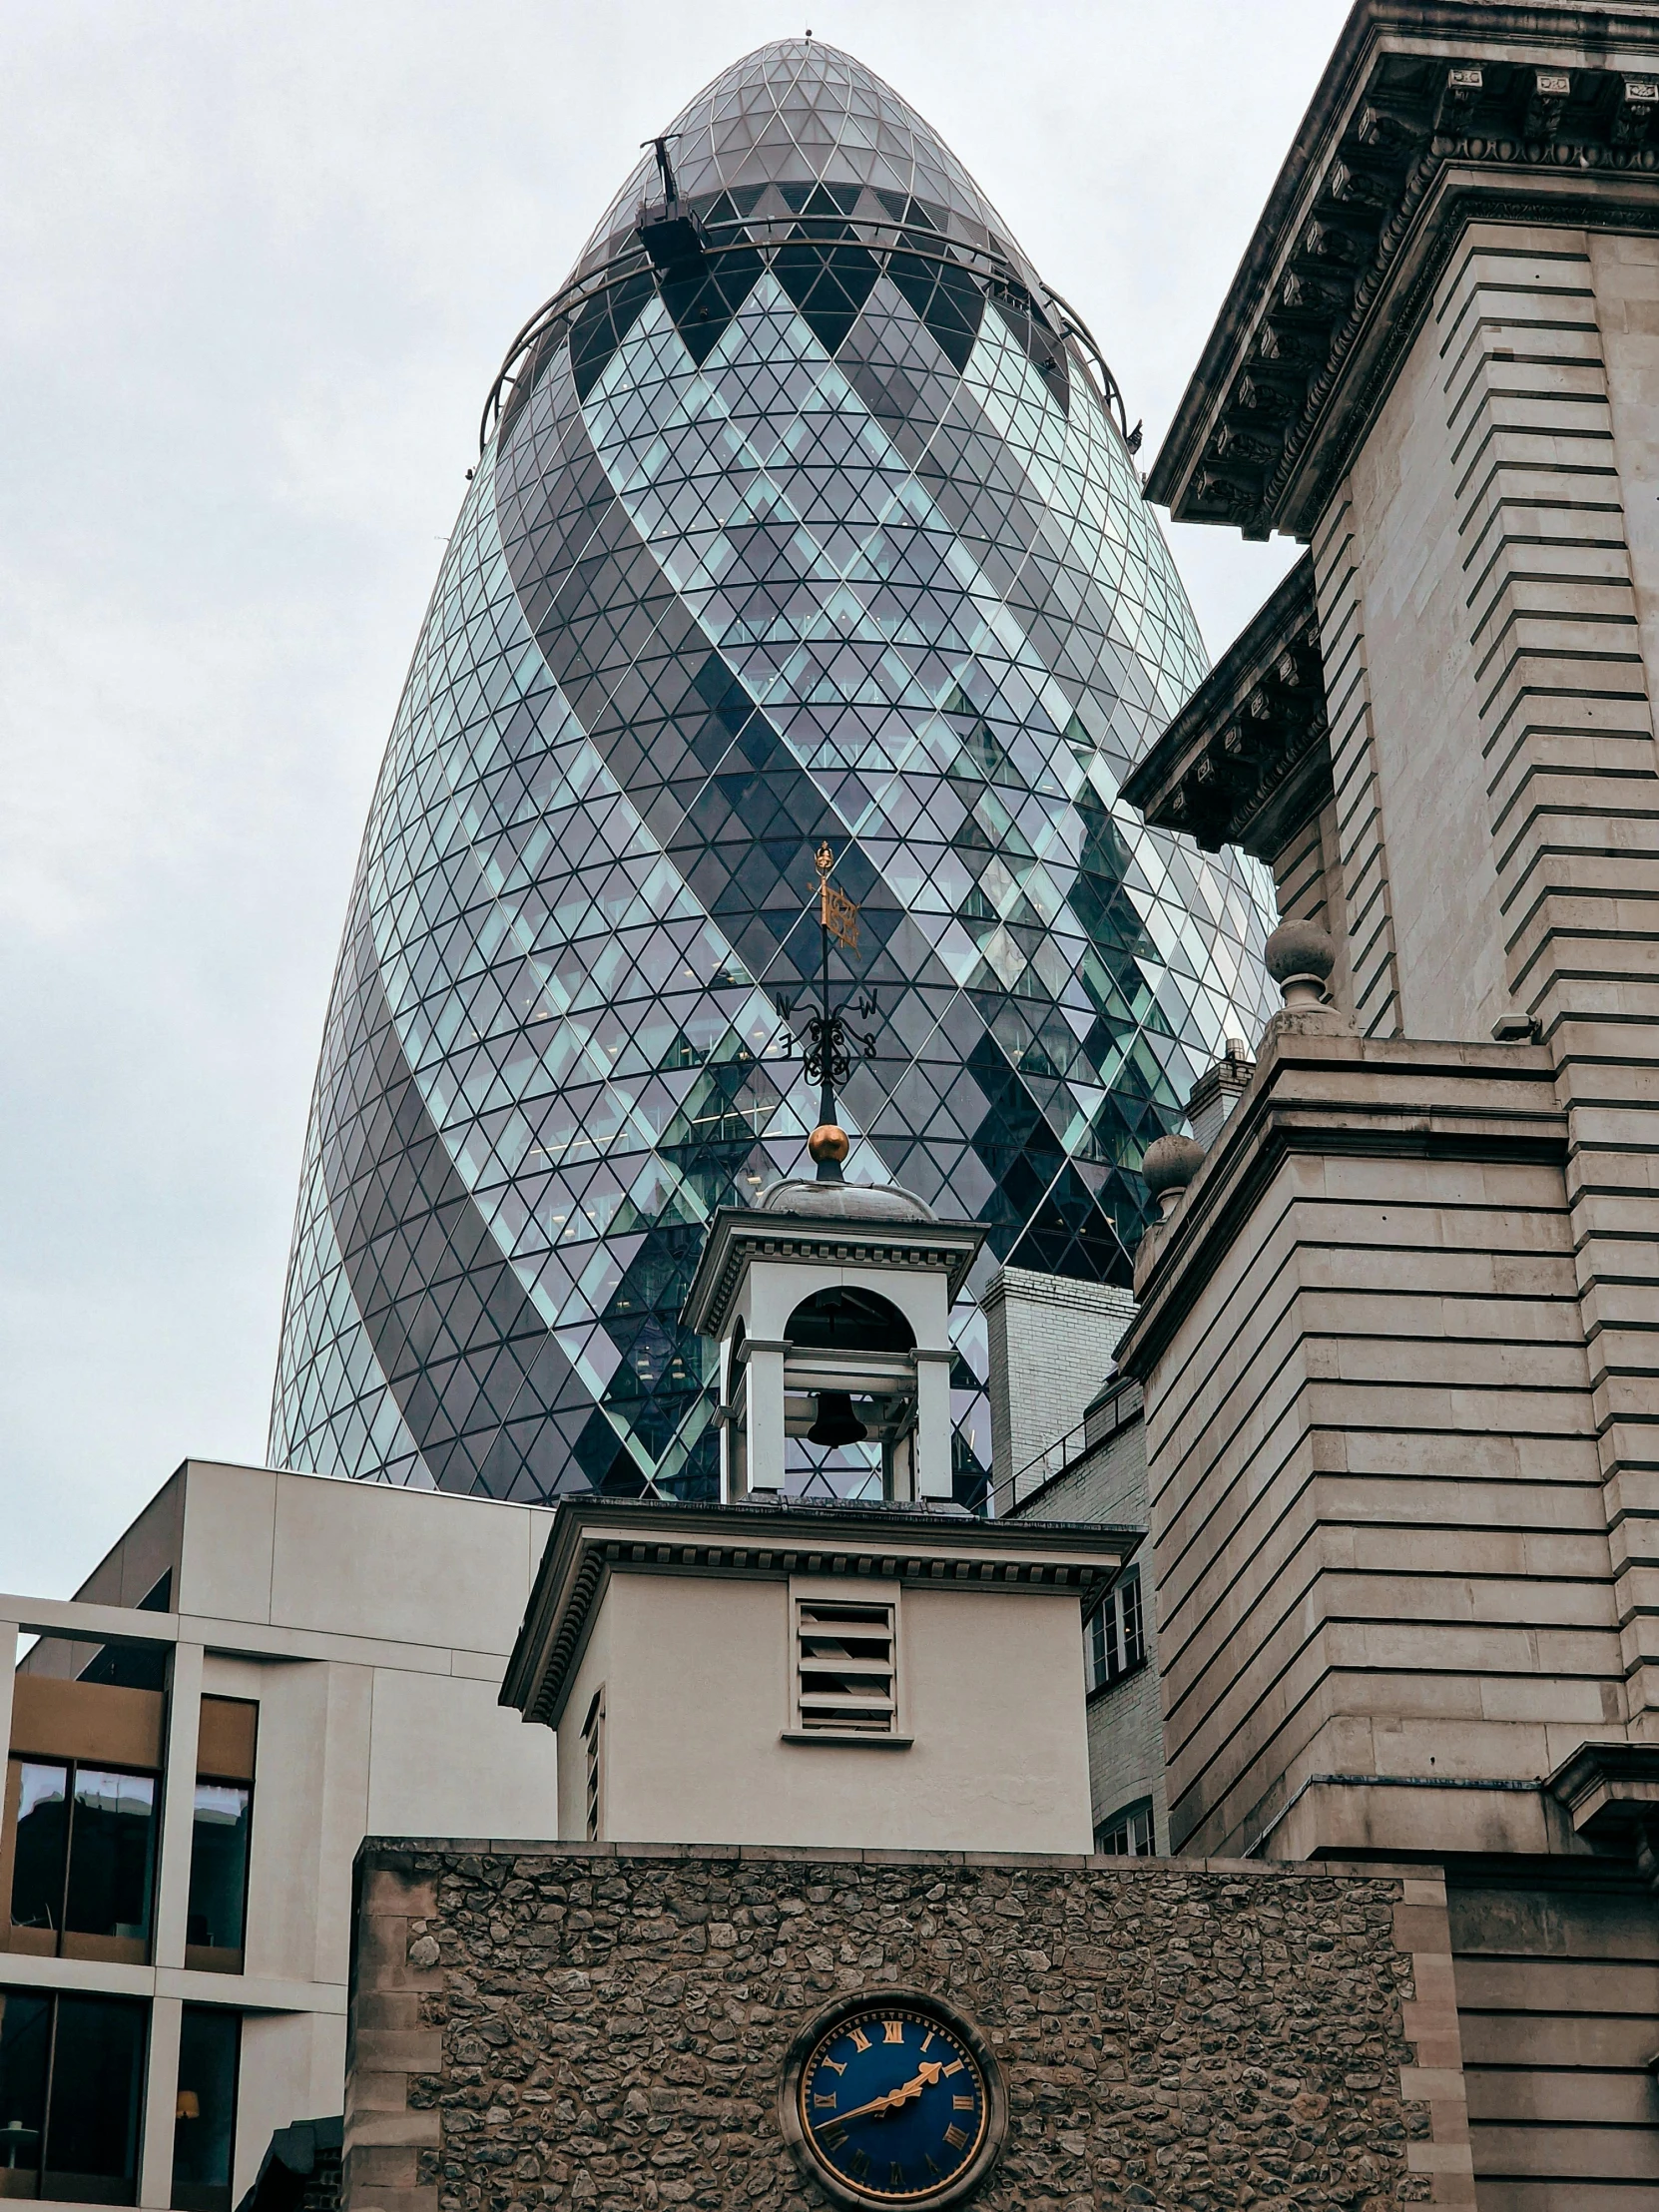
1094,1798,1155,1857
63,1773,156,1942
9,1766,69,1935
172,2008,239,2211
0,1989,50,2193
42,1996,144,2204
1121,1573,1144,1670
186,1789,251,1954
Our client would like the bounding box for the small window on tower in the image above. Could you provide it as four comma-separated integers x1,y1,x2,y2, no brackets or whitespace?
1085,1566,1146,1694
581,1690,605,1842
1095,1797,1156,1857
792,1589,899,1736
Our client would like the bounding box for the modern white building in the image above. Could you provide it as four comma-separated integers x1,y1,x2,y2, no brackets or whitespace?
0,1461,558,2209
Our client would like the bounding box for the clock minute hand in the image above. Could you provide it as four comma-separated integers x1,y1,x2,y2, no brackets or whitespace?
830,2060,944,2127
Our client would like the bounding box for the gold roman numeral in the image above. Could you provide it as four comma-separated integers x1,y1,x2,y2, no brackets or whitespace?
943,2123,969,2150
953,2095,974,2111
923,2153,944,2178
822,2123,847,2152
882,2019,905,2043
848,2149,870,2182
889,2165,905,2189
820,2056,846,2076
919,2027,935,2052
847,2026,871,2053
814,2092,837,2110
941,2059,963,2077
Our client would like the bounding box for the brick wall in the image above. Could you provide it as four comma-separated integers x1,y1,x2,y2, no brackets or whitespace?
1010,1401,1167,1851
344,1840,1472,2211
983,1268,1135,1498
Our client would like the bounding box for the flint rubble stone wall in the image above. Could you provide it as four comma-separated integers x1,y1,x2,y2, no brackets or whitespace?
345,1840,1472,2212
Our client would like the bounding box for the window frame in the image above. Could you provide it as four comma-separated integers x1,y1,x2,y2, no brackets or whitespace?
783,1577,911,1747
0,1983,149,2204
5,1753,161,1964
1094,1796,1156,1857
185,1695,258,1975
171,2003,242,2212
1084,1566,1146,1698
580,1689,605,1843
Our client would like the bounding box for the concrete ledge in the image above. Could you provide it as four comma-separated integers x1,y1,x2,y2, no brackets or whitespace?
355,1833,1447,1878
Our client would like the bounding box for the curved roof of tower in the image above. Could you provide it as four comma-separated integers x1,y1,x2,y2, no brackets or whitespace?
576,39,1039,289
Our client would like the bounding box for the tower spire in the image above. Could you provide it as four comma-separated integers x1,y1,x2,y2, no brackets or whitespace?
799,841,868,1182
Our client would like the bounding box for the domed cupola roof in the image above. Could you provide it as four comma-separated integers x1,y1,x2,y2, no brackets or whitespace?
575,39,1040,291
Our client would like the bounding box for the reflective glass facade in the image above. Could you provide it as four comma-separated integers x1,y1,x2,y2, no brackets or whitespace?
271,40,1275,1505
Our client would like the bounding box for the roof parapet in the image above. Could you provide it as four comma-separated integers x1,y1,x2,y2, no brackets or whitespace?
1121,554,1329,860
1148,0,1659,539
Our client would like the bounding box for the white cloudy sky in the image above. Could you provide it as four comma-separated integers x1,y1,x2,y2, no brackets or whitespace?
0,0,1349,1595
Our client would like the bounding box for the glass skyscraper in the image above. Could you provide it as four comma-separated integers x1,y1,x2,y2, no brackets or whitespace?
270,39,1275,1506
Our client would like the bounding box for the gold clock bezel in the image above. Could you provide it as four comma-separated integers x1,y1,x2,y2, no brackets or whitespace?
776,1986,1008,2211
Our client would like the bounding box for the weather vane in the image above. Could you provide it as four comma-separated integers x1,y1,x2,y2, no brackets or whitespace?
776,841,877,1182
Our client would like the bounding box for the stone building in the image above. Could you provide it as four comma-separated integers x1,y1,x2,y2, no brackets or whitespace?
347,1842,1466,2212
1122,1,1659,2201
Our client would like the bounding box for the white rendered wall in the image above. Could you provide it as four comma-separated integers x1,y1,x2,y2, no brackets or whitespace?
554,1570,1093,1855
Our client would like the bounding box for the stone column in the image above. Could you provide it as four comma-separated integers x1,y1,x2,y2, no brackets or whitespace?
153,1640,204,1967
137,1995,183,2209
0,1623,16,1776
913,1348,954,1498
745,1341,787,1491
343,1851,442,2212
1310,489,1402,1038
1443,220,1659,1738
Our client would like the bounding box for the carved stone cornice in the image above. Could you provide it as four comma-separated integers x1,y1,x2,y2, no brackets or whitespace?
680,1206,985,1341
500,1495,1136,1727
1122,554,1330,860
1148,2,1659,539
1548,1741,1659,1838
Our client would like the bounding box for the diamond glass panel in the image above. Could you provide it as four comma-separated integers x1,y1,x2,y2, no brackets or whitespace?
271,39,1275,1507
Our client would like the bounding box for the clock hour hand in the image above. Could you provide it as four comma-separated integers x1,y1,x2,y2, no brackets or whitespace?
827,2060,943,2127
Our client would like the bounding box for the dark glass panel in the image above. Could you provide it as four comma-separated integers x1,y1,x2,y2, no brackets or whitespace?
570,270,656,400
8,1767,68,1936
884,249,983,372
172,2008,239,2212
42,1996,144,2204
77,1576,172,1689
62,1772,155,1943
186,1787,251,1957
0,1989,49,2195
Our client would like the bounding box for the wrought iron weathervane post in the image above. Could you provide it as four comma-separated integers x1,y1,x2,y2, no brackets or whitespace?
777,842,877,1183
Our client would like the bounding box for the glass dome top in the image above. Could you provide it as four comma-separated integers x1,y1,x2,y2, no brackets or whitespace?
576,40,1038,289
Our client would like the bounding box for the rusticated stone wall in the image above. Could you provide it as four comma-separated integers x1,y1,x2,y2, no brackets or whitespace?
344,1840,1473,2212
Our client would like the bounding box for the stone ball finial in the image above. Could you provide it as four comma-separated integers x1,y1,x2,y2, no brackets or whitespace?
1264,919,1335,1010
1142,1132,1206,1222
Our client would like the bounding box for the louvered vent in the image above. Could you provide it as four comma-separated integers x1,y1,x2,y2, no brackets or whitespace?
796,1598,896,1733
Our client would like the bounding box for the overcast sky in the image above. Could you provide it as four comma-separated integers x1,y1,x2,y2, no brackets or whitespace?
0,0,1350,1596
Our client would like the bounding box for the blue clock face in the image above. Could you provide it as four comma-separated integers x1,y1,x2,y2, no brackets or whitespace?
799,2002,989,2204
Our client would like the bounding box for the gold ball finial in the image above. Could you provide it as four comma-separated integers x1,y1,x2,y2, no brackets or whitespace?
808,1122,850,1166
